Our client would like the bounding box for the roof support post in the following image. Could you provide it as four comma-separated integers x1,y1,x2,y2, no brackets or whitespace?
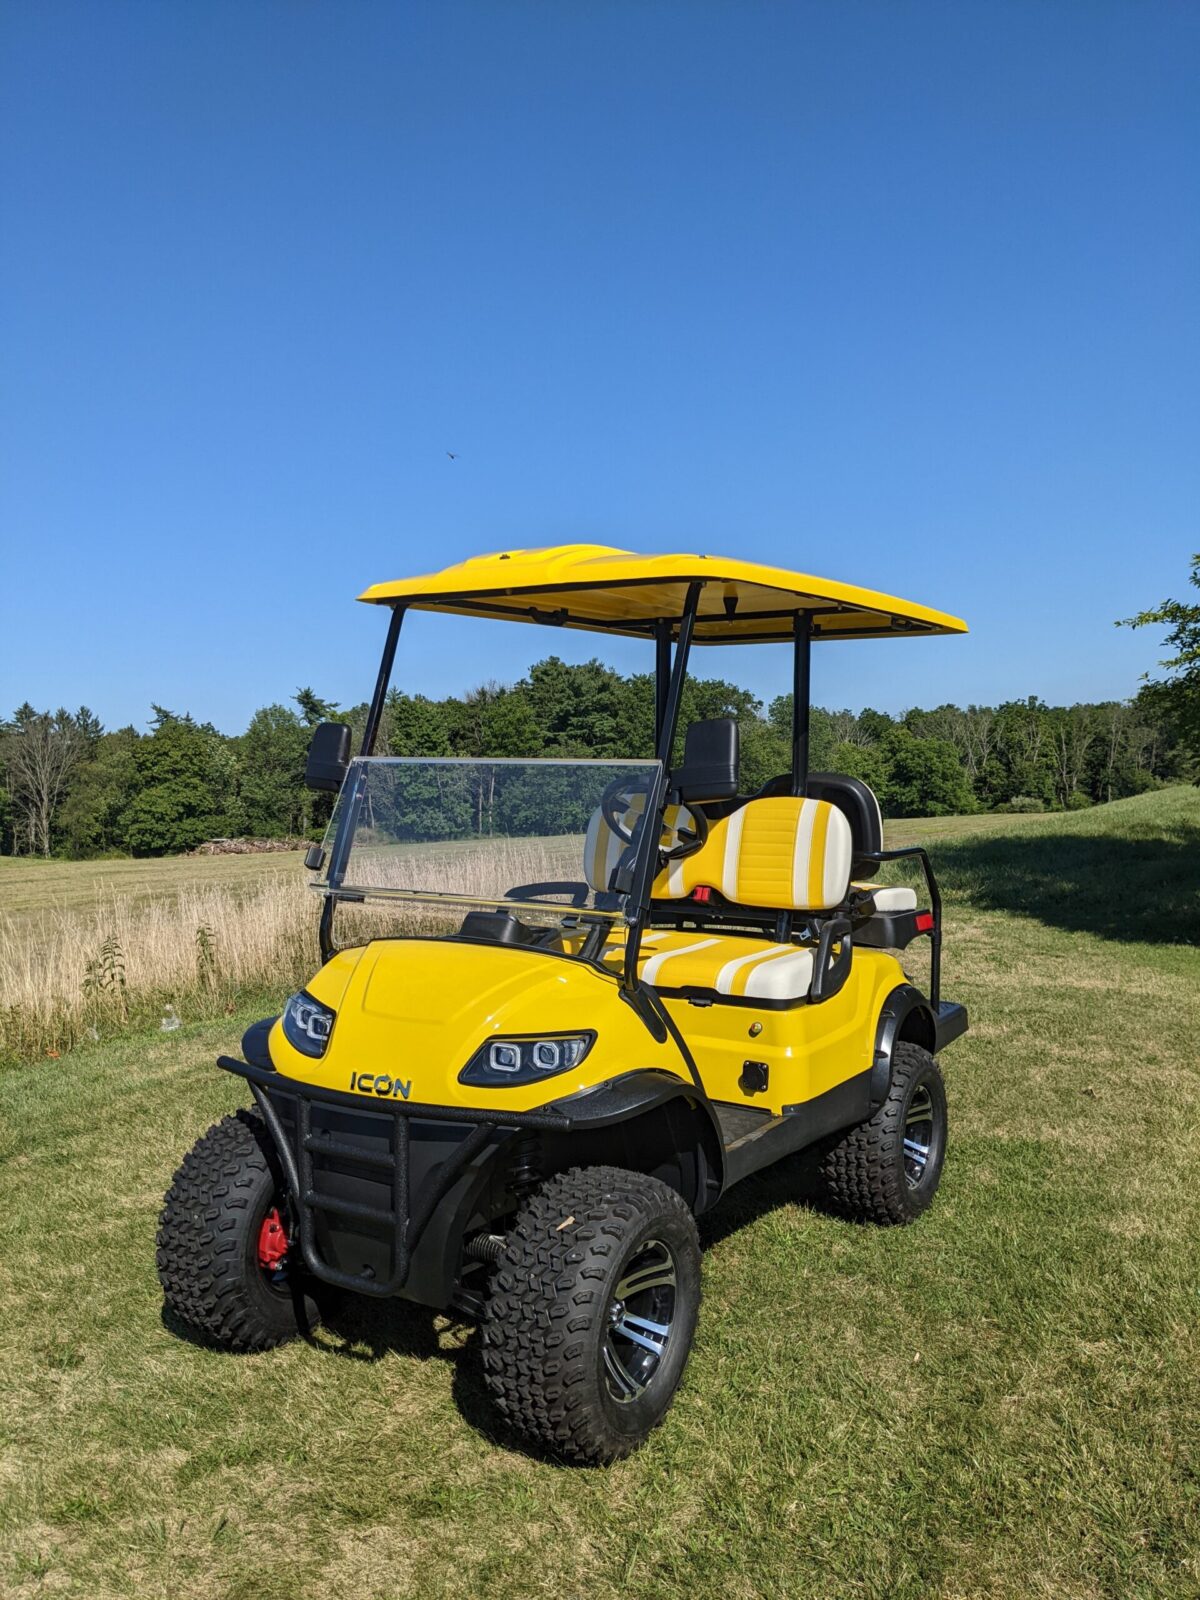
361,605,406,756
654,621,671,748
791,612,812,796
625,583,703,994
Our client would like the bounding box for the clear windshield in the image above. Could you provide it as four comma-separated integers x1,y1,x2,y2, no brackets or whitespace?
315,758,663,933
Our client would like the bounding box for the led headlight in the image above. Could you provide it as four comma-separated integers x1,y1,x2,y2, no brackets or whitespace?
281,990,335,1058
458,1033,595,1087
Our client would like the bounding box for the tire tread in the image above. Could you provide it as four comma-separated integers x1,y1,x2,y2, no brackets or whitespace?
156,1109,303,1352
817,1042,945,1225
481,1164,699,1464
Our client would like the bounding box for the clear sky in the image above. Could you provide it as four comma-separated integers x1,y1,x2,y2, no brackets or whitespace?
1,1,1197,733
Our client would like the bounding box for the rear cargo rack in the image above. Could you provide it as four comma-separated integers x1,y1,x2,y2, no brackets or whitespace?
217,1057,571,1297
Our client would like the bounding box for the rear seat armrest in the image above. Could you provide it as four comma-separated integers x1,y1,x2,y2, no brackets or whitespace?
809,915,853,1005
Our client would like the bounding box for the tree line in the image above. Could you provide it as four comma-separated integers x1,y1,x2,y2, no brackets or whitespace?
1,658,1191,858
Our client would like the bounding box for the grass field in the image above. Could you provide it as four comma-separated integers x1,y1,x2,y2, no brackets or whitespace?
0,814,1049,1064
0,848,308,929
2,791,1198,1598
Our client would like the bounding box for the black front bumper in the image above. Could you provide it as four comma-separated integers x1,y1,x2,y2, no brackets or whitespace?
218,1056,571,1304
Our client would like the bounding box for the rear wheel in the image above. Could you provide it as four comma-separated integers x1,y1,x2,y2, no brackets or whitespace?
818,1042,947,1224
482,1165,701,1464
157,1108,319,1350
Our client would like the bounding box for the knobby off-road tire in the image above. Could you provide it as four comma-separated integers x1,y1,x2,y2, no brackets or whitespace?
157,1108,319,1351
482,1165,702,1465
818,1041,948,1224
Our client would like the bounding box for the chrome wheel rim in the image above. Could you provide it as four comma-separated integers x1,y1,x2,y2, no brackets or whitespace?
903,1084,936,1188
602,1238,677,1404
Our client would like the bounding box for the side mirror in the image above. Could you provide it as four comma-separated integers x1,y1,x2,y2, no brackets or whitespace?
671,717,740,803
304,722,351,792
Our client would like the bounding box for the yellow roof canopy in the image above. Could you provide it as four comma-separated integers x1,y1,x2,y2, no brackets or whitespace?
358,544,967,645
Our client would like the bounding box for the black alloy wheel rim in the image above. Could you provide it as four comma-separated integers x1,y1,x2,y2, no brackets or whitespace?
601,1238,678,1404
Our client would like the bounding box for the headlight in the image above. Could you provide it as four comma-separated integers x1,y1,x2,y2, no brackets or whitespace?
282,990,335,1058
458,1033,595,1087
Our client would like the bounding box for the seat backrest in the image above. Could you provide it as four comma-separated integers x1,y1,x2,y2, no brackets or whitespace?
654,795,852,911
754,771,883,880
583,719,740,895
807,772,883,879
583,795,692,893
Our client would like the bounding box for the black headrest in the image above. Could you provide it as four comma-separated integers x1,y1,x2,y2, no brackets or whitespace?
671,718,740,803
806,773,883,876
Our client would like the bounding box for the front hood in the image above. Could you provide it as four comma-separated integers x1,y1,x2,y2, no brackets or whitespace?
271,938,685,1111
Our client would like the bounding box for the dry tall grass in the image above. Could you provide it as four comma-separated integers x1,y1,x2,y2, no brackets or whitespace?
0,836,588,1062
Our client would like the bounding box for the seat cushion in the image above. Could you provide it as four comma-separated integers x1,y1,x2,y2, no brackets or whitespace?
854,882,918,913
605,928,815,1002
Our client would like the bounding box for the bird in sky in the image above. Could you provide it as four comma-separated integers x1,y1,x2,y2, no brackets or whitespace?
446,451,458,460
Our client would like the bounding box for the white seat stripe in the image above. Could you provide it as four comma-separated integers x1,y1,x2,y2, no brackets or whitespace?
790,798,818,907
714,942,792,994
640,938,721,986
721,804,746,901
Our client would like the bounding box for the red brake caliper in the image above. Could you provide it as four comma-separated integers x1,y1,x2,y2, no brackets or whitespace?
257,1207,289,1273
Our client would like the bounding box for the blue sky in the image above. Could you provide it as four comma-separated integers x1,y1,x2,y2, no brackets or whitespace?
1,1,1197,732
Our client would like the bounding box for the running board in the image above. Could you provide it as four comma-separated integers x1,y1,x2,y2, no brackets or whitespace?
716,1069,873,1191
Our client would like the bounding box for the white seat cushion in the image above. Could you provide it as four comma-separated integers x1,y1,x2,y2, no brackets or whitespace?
605,929,815,1002
854,882,918,913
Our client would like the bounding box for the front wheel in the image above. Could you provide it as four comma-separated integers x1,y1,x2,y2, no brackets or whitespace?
817,1042,948,1224
157,1108,319,1350
482,1165,702,1464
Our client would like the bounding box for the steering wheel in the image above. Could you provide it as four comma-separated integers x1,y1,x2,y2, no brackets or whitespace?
598,779,710,863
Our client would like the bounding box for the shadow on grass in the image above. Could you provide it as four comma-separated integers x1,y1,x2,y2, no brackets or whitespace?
230,1151,838,1458
157,1143,844,1459
932,821,1200,945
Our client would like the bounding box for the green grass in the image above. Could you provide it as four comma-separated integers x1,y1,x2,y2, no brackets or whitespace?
2,791,1198,1598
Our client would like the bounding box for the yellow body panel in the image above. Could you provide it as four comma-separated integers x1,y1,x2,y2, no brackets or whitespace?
270,939,690,1111
661,948,907,1115
271,936,909,1122
357,543,967,644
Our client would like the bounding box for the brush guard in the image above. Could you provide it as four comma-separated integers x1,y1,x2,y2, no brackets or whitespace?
217,1057,571,1298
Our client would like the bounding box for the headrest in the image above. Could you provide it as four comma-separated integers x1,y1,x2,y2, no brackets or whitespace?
671,718,739,803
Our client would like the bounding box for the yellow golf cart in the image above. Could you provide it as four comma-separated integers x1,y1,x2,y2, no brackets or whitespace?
158,545,968,1463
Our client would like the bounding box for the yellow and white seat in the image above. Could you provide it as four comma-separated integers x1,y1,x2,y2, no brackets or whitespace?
605,929,818,1002
588,795,854,1005
650,795,852,910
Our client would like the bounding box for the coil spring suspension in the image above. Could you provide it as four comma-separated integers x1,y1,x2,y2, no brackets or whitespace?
465,1232,507,1264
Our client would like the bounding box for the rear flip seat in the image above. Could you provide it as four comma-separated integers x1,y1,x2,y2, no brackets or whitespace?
853,883,918,913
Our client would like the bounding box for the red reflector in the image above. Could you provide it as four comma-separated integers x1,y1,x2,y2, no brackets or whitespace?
692,886,713,904
915,912,935,932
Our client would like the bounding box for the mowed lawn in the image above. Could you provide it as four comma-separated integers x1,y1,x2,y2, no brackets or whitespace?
1,792,1198,1599
0,849,308,933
